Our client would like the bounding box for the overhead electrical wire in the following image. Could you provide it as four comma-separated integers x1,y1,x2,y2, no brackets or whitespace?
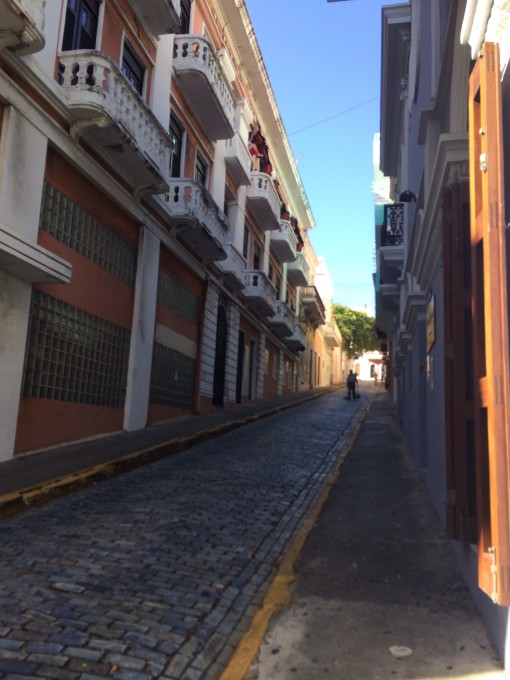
288,96,379,136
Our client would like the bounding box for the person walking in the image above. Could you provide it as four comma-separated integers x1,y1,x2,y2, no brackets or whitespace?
346,370,357,400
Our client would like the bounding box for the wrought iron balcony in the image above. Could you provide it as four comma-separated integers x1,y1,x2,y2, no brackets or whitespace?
379,202,404,284
131,0,180,35
173,35,235,141
216,242,246,290
300,285,326,329
283,320,306,352
287,252,309,287
246,172,281,231
242,270,276,317
224,131,252,186
163,179,228,262
270,220,298,263
57,51,171,196
0,0,44,54
268,301,294,337
381,203,403,246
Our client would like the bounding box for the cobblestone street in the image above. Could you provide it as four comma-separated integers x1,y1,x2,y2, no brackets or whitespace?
0,390,367,680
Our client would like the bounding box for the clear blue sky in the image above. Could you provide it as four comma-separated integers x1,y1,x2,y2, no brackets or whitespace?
244,0,401,316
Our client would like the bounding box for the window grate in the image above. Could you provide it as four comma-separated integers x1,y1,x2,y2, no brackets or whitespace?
22,291,130,408
158,270,200,324
150,342,195,409
40,182,137,285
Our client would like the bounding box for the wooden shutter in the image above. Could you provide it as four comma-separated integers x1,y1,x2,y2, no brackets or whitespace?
468,42,510,604
443,183,478,544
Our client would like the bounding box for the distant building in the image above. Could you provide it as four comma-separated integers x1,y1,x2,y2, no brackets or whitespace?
0,0,340,461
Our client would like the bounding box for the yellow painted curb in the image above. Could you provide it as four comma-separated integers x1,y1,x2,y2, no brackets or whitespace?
219,393,375,680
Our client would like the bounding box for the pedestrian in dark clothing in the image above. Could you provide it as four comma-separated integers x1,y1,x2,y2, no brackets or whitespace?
346,370,357,400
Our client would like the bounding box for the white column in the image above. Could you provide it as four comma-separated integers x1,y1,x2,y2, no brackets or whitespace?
124,227,160,431
224,304,240,403
263,231,271,274
199,281,220,399
151,34,174,130
256,333,266,400
0,108,48,460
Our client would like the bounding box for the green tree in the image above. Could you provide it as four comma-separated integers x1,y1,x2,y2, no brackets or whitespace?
332,304,379,359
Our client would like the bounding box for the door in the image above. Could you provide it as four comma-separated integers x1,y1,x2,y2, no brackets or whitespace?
468,42,510,604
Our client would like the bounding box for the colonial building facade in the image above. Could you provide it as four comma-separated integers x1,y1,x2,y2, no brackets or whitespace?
376,0,510,666
0,0,343,461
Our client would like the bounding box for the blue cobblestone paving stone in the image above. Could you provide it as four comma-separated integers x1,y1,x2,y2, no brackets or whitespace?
0,393,362,678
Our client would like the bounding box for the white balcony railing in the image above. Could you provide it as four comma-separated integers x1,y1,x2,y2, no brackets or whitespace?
216,242,246,290
0,0,45,54
287,252,309,287
270,220,298,263
131,0,180,35
242,270,276,317
268,301,294,337
163,179,228,262
284,320,306,352
246,172,281,231
58,51,171,194
173,35,235,141
224,131,252,186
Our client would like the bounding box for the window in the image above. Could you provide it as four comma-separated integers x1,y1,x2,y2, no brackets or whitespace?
243,226,249,259
180,0,191,34
275,274,282,300
122,41,145,96
195,153,207,186
253,242,261,270
170,114,184,178
62,0,99,51
268,262,274,282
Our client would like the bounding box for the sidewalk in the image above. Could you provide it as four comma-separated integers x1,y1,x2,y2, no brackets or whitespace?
228,391,506,680
0,385,339,516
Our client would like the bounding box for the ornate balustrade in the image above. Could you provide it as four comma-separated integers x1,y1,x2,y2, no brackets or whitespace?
58,51,171,194
173,35,235,141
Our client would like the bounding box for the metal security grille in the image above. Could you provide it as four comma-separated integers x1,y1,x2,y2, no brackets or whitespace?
158,270,200,324
40,182,137,286
22,291,130,407
150,342,195,409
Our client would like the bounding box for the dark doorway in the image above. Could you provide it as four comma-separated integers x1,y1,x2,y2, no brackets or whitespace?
236,330,245,404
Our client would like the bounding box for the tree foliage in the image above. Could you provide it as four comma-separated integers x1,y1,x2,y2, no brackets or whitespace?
332,304,379,359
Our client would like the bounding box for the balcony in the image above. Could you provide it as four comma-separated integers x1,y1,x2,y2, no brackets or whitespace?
242,270,276,317
0,223,71,284
173,35,235,141
246,172,281,231
224,131,252,186
163,179,228,262
323,321,342,348
268,301,294,338
284,320,306,352
270,220,298,263
379,203,404,284
287,252,309,287
216,242,245,291
131,0,180,35
300,285,326,329
0,0,44,54
58,51,170,196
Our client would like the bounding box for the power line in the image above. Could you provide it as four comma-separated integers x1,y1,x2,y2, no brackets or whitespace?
288,96,379,136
